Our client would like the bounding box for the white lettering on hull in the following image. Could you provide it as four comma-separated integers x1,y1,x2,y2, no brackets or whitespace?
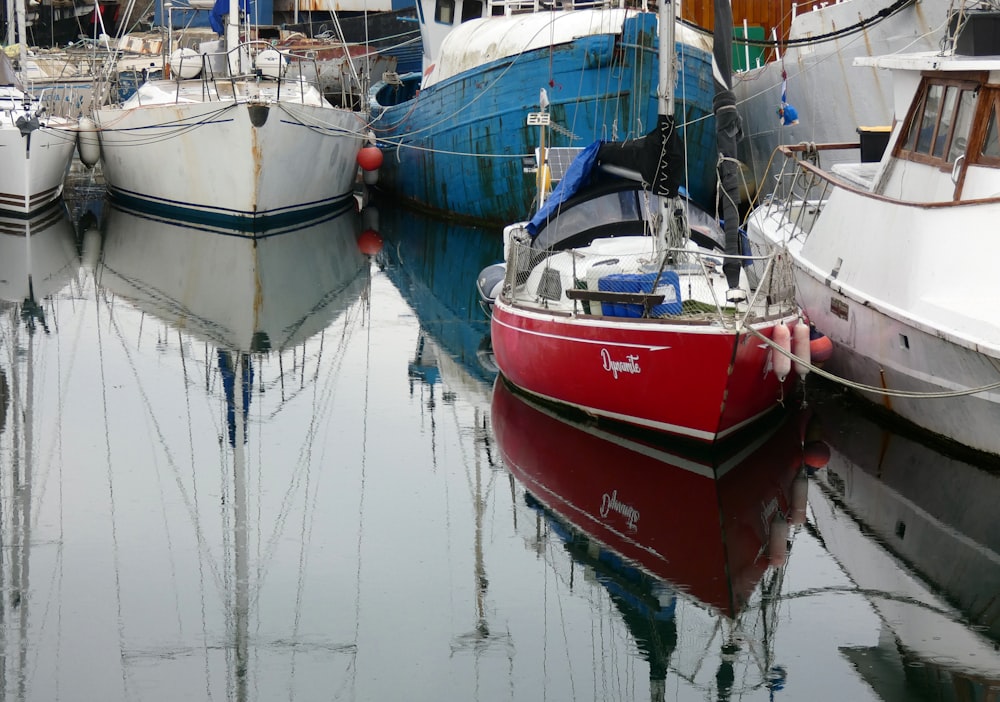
601,348,641,379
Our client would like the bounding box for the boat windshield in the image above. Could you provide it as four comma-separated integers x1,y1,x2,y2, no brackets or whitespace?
532,187,649,251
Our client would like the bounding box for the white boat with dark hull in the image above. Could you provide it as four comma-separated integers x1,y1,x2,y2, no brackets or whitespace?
745,11,1000,458
0,48,77,215
93,4,367,231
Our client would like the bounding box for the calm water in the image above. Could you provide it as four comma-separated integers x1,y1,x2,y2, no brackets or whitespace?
0,174,998,702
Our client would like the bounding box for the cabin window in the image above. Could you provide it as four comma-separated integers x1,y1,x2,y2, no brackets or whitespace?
461,0,483,21
983,103,1000,158
533,190,643,250
435,0,455,24
915,83,943,153
897,77,981,168
948,88,976,162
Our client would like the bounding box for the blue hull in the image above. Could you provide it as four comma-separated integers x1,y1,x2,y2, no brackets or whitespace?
369,13,716,225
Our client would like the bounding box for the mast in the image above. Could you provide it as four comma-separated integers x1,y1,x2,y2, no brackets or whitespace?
657,0,686,251
15,0,27,72
227,0,241,73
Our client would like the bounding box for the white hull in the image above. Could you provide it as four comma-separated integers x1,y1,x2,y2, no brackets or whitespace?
0,88,77,215
748,187,1000,456
95,79,365,228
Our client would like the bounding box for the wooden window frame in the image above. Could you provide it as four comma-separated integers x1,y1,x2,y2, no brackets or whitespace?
894,72,986,172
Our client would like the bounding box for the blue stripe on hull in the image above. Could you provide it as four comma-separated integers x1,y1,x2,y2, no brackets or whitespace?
106,186,357,236
371,17,716,224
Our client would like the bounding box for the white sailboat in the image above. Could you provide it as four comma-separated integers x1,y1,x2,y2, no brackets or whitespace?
92,0,368,232
0,44,78,215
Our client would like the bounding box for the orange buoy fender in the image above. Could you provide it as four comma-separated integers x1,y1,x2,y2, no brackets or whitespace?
357,146,384,171
792,320,811,378
803,440,830,471
358,229,383,256
772,322,791,382
810,327,834,364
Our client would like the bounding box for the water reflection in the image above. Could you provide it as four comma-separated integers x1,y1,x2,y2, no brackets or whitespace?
491,377,814,700
90,204,369,700
0,202,79,700
808,394,1000,695
93,205,369,353
3,190,1000,700
375,201,502,392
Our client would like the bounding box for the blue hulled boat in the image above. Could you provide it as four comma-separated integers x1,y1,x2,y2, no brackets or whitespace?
369,0,716,225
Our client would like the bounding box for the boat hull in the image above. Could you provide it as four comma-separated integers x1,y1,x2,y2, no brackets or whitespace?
95,90,364,231
747,182,1000,457
490,299,795,443
0,121,76,215
369,13,716,224
796,270,1000,457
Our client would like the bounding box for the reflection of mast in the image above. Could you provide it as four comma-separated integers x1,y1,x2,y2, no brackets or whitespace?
451,408,512,667
3,294,45,702
220,350,251,701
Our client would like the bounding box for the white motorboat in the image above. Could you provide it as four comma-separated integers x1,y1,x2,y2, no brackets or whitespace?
744,9,1000,457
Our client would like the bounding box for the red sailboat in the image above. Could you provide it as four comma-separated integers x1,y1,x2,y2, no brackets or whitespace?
485,0,803,443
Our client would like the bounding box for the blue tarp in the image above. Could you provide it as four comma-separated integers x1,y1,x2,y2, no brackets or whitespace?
526,141,602,237
209,0,249,34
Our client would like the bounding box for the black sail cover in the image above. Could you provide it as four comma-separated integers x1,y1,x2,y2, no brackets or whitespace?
713,0,745,290
596,114,685,197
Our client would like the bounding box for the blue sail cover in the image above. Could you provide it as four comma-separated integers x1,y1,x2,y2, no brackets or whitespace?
526,141,602,237
209,0,250,34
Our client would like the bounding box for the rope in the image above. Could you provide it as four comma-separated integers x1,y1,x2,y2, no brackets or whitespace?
742,324,1000,400
681,0,917,50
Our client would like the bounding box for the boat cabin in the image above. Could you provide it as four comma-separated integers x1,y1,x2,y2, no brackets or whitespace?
864,53,1000,203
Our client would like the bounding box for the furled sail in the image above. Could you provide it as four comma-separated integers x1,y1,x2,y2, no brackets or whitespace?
713,0,745,290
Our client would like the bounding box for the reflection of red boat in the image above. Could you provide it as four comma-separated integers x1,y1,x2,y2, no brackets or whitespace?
492,375,808,620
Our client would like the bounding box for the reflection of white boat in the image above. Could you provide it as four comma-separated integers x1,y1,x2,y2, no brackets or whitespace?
0,201,78,306
0,198,80,693
808,401,1000,689
812,395,1000,649
92,205,369,352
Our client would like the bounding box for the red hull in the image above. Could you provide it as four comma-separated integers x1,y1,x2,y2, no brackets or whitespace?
491,300,798,443
491,378,806,616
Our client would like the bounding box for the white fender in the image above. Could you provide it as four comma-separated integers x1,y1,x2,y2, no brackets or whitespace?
76,116,100,167
773,322,791,382
169,47,202,79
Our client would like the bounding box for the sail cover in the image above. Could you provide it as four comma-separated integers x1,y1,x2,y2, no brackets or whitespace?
597,114,685,198
526,114,686,237
713,0,744,289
